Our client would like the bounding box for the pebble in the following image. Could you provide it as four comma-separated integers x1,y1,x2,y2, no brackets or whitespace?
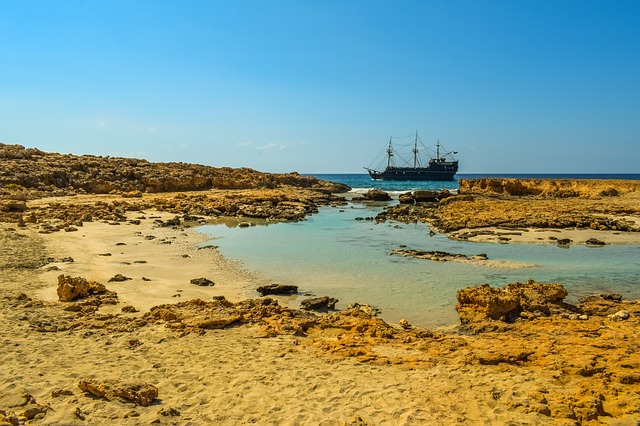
609,310,630,321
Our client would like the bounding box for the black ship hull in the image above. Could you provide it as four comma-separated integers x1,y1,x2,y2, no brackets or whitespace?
367,164,457,181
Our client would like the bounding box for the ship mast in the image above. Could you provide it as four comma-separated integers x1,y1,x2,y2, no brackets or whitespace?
413,131,419,168
436,139,441,162
387,137,393,168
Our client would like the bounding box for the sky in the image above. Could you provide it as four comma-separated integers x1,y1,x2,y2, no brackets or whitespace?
1,1,639,174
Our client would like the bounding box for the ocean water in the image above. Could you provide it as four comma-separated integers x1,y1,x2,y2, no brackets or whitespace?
198,174,640,328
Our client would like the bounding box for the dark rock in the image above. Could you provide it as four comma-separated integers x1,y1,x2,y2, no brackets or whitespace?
413,190,439,202
256,284,299,296
579,293,622,304
301,296,338,311
160,217,181,227
362,189,391,201
190,277,215,286
108,274,132,282
556,238,572,245
398,192,415,204
585,238,605,246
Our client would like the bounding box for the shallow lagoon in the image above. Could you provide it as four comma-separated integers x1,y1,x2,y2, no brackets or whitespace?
199,201,640,328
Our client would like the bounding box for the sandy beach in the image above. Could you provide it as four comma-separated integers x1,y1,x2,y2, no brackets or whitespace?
0,210,550,425
2,202,640,425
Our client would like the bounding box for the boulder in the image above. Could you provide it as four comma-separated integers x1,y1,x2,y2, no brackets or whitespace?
57,275,111,302
108,274,132,282
0,200,27,212
362,189,391,201
398,192,415,204
190,278,215,286
256,284,298,296
585,238,605,246
301,296,338,311
412,190,439,203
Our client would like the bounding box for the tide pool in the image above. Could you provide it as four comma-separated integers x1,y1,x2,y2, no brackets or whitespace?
199,202,640,328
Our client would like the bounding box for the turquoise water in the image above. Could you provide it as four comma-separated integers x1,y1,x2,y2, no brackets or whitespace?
310,173,640,194
199,199,640,328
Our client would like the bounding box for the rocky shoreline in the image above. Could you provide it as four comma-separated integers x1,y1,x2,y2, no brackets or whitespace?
2,145,640,424
372,178,640,245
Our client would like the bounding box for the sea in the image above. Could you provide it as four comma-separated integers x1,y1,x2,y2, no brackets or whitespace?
198,174,640,328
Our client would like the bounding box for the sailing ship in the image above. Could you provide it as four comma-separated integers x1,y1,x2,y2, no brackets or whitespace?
364,131,458,181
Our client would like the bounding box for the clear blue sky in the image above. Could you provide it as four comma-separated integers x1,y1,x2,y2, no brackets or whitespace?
1,1,639,174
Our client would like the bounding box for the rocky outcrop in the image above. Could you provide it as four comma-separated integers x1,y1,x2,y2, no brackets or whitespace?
375,178,640,237
78,378,158,406
455,280,569,330
458,178,640,198
0,143,350,197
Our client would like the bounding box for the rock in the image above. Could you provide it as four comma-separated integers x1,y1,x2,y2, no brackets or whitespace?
0,144,350,224
455,280,568,329
51,389,74,397
256,284,298,296
362,189,391,201
412,190,439,202
301,296,338,311
78,378,158,406
399,319,411,329
190,278,215,286
0,200,27,212
121,305,139,313
398,192,415,204
159,407,181,416
571,393,605,422
57,275,112,302
556,238,572,246
346,303,381,317
609,310,630,320
585,238,605,246
108,274,132,282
